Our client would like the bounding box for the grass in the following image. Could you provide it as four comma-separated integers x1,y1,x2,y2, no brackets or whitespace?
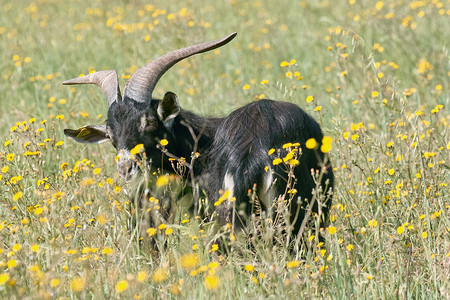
0,0,449,298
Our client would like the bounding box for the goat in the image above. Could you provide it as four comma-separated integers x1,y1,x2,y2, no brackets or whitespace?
63,32,333,240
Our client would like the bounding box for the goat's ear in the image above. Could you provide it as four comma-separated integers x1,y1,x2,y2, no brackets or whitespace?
64,125,109,144
157,91,180,127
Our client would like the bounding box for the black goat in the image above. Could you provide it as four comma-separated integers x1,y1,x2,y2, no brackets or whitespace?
63,33,333,239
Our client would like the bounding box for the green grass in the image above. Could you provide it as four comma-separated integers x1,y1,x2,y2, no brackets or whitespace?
0,0,449,298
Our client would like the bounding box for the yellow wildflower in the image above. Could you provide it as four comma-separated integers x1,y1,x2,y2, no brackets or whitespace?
147,228,157,237
368,219,378,227
102,247,114,255
115,280,128,293
7,259,17,268
13,191,23,201
0,273,10,285
180,253,199,270
204,274,220,290
328,226,337,235
137,271,147,283
306,138,317,149
244,265,255,272
321,136,333,153
130,143,144,155
286,260,300,268
156,175,169,187
152,268,168,283
31,244,40,253
70,276,85,292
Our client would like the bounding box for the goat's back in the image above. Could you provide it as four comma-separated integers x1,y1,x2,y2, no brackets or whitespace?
206,100,333,228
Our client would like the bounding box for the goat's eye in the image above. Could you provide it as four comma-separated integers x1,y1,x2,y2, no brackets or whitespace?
139,115,156,133
144,119,156,132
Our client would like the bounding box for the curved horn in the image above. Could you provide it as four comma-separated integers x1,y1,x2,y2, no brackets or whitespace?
123,32,237,103
63,70,121,107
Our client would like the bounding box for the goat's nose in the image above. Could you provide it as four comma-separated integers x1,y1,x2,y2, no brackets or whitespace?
117,159,138,181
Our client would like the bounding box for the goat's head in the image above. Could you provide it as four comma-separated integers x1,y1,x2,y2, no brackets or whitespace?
63,33,237,181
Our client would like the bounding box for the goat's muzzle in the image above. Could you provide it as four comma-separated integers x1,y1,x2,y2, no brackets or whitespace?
116,149,139,181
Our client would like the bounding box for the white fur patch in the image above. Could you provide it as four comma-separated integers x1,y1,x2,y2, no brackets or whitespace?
139,115,147,132
116,149,138,181
223,171,235,202
117,148,132,161
259,168,275,208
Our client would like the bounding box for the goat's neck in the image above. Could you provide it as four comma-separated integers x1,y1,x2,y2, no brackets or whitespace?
170,109,222,173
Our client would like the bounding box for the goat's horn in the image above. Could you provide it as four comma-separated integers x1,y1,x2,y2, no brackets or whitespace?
63,70,122,107
123,32,237,103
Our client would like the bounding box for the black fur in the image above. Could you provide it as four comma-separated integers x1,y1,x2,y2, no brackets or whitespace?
106,98,222,174
107,99,333,231
206,100,333,233
73,95,333,238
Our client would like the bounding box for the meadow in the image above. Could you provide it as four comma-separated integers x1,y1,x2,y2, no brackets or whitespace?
0,0,449,298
